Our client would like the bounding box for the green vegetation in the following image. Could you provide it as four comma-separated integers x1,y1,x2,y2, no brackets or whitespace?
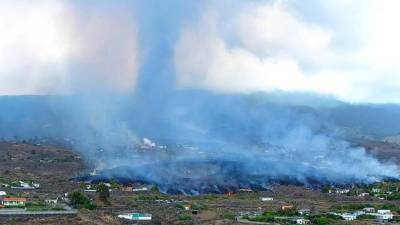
192,203,208,211
26,207,50,211
306,214,342,225
96,183,110,203
175,203,185,209
25,202,47,211
192,194,220,201
240,208,303,224
357,214,376,220
69,191,96,210
324,181,400,200
10,219,17,225
333,203,400,214
150,185,160,193
129,194,169,201
52,207,66,211
242,212,280,223
310,215,331,225
321,186,330,193
223,212,235,220
24,202,65,211
109,180,121,189
387,192,400,200
334,203,374,211
178,214,192,221
243,214,275,223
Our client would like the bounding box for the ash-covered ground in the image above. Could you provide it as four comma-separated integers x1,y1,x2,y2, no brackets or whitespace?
76,138,400,195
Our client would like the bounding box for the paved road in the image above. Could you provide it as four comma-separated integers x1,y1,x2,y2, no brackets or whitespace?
236,217,280,225
0,208,77,215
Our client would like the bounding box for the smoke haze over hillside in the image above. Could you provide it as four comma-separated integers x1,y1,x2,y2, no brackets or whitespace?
0,0,399,191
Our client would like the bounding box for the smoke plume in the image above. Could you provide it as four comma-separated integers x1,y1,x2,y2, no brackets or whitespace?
0,0,399,193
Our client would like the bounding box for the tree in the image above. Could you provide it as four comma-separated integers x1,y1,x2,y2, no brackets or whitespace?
150,185,159,193
69,191,96,210
321,186,330,193
312,216,330,225
97,183,110,203
70,191,88,207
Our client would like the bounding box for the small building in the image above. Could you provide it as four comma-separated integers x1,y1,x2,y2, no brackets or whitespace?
372,188,381,193
336,189,350,194
353,211,365,217
45,199,58,205
298,208,311,215
296,218,311,224
363,207,375,213
10,181,39,190
121,186,133,192
260,197,274,202
118,213,152,221
377,209,391,214
132,187,149,192
2,197,27,207
239,188,253,192
376,213,393,221
281,205,294,211
341,213,357,221
358,193,369,197
0,191,6,196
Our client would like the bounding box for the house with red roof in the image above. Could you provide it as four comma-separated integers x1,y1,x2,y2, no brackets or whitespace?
1,197,26,207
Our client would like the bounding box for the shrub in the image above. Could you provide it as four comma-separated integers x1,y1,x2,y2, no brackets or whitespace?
312,216,330,225
322,186,330,193
96,183,110,203
150,186,159,193
69,191,96,210
178,215,192,221
223,213,235,220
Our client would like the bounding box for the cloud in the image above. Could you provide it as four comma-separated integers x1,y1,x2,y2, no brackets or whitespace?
173,0,400,103
0,0,139,95
1,0,400,103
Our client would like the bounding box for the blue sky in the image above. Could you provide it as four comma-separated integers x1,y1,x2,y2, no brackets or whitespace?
0,0,400,103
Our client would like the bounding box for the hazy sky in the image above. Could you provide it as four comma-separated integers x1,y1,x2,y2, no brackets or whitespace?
0,0,400,103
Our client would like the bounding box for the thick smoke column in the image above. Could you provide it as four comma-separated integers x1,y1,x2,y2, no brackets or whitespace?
0,0,399,194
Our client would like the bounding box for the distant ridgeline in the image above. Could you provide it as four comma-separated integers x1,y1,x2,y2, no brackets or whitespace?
1,95,400,140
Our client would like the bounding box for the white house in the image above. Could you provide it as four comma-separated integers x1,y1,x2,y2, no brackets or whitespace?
336,189,350,194
372,188,381,193
376,213,393,221
132,187,149,192
298,209,311,215
377,209,391,214
118,213,152,221
296,218,311,224
260,197,274,202
353,211,365,217
342,213,357,221
45,199,58,205
363,207,375,213
11,181,40,189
